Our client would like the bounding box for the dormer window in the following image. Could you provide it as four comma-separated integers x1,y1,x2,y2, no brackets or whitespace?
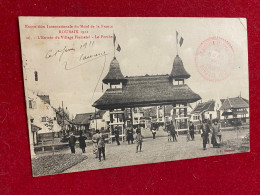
110,82,122,89
173,79,185,85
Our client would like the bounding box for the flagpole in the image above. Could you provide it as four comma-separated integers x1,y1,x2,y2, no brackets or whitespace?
113,31,115,58
176,31,178,55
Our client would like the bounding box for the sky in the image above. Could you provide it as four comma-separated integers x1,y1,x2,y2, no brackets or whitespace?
19,17,249,116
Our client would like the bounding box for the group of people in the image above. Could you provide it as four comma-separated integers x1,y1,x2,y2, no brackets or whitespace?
200,119,222,150
167,121,178,142
114,126,144,153
68,131,87,154
68,130,106,162
68,119,222,162
165,119,222,151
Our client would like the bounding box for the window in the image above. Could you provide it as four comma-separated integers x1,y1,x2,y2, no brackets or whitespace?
29,100,36,109
193,115,199,120
54,117,56,120
173,79,185,85
34,71,38,81
42,117,46,122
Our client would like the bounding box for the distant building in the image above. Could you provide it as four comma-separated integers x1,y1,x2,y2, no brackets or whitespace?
191,100,216,122
218,96,249,123
89,110,110,131
73,110,110,133
26,91,62,150
73,112,94,132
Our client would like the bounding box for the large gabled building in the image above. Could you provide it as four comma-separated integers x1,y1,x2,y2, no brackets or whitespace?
219,96,249,123
93,54,201,138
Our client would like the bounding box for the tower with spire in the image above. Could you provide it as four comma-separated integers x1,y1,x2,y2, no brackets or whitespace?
102,57,126,89
170,55,191,85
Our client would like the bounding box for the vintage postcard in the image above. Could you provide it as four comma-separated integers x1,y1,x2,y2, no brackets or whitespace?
19,17,249,177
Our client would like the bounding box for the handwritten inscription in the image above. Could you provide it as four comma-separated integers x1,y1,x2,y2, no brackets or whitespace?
45,41,109,70
45,46,75,62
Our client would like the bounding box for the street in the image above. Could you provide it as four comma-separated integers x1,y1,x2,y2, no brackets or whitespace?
63,128,249,174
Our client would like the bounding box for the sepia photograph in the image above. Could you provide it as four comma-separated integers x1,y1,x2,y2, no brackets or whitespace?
19,17,250,177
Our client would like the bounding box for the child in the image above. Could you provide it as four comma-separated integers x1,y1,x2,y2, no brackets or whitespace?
135,132,144,153
167,130,172,142
152,129,156,139
186,130,191,142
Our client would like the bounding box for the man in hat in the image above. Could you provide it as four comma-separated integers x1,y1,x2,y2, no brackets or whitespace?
189,121,195,141
201,119,211,150
127,127,134,144
68,132,77,154
114,126,120,145
96,130,106,162
169,121,177,142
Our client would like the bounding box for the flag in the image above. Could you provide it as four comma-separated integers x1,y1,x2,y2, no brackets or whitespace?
116,44,121,52
179,37,184,47
113,33,116,46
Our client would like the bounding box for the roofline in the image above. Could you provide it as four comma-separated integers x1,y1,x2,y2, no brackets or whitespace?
219,98,228,110
93,98,201,110
227,97,232,108
191,100,214,114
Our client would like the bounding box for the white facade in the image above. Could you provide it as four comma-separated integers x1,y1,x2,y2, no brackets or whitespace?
89,111,110,130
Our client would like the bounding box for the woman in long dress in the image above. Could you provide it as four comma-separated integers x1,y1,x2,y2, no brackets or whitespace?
92,130,99,158
211,120,220,148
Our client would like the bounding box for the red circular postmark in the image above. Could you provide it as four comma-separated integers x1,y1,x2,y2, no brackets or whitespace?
195,37,234,82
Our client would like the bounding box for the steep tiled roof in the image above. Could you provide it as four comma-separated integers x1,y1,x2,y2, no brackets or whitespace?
170,55,190,79
102,57,126,84
191,100,215,114
219,97,249,110
73,113,95,125
94,75,201,110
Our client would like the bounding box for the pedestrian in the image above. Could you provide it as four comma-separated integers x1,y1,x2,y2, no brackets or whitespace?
68,132,76,154
186,130,191,141
189,121,195,141
207,119,212,144
136,125,141,134
96,130,106,162
78,131,87,153
167,125,172,142
201,119,211,150
212,120,220,148
127,127,134,144
217,127,222,143
135,131,144,153
92,130,99,158
114,126,120,145
170,121,177,142
152,128,156,139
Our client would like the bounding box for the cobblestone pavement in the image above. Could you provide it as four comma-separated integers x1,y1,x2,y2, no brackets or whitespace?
63,128,249,174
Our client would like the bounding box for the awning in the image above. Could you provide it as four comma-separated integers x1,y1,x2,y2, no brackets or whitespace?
222,111,233,116
233,110,248,115
31,124,41,132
